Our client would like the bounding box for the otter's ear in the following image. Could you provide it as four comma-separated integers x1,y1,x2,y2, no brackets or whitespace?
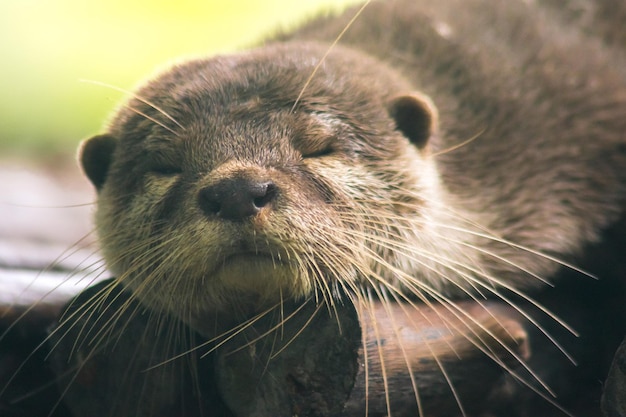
78,134,117,191
387,92,439,149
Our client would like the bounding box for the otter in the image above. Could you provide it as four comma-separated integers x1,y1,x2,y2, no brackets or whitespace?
71,0,626,414
80,0,626,331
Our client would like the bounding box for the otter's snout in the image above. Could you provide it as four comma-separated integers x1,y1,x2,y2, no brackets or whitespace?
198,177,278,221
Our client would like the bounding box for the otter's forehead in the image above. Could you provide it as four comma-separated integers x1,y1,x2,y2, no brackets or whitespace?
161,43,374,101
125,42,412,122
103,41,417,183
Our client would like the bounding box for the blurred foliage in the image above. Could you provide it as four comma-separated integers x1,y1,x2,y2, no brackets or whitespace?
0,0,362,157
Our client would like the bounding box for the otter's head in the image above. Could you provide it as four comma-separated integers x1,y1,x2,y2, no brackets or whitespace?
79,42,440,327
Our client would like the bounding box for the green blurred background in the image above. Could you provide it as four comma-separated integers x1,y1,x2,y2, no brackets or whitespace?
0,0,362,158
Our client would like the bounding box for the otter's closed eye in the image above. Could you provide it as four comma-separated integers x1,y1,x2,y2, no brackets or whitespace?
297,135,336,159
146,161,182,176
149,165,182,176
295,114,339,159
301,146,334,159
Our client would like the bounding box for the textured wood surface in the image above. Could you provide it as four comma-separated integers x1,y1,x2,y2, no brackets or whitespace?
1,275,536,417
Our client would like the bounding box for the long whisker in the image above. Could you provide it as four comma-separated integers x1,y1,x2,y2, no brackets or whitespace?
269,300,324,360
332,190,595,281
143,297,287,371
340,232,562,396
338,219,579,357
290,0,372,113
126,105,179,135
79,79,185,131
430,127,486,157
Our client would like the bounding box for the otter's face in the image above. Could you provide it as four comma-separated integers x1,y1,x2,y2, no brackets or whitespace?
79,43,439,326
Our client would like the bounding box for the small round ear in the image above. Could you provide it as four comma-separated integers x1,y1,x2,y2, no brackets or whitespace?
387,92,439,149
78,134,117,191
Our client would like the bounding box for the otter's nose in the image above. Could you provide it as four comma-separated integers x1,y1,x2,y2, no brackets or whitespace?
198,178,278,221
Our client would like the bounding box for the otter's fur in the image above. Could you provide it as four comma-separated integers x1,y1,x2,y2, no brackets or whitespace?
80,0,626,340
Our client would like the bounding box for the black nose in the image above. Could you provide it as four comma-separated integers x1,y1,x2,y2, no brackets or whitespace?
198,177,278,221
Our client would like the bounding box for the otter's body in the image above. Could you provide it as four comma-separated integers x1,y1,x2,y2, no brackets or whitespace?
80,0,626,337
286,0,626,284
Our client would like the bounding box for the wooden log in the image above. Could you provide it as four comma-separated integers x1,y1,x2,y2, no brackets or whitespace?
45,280,232,417
344,301,529,417
215,297,529,417
0,268,79,417
0,273,608,417
214,296,361,417
602,336,626,417
27,277,532,417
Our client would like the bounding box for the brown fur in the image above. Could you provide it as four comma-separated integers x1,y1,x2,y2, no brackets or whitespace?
80,0,626,339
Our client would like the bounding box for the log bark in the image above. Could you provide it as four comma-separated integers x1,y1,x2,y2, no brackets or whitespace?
215,296,530,417
0,273,614,417
2,276,533,417
602,336,626,417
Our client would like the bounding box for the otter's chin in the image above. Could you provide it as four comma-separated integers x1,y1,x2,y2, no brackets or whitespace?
214,255,310,303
